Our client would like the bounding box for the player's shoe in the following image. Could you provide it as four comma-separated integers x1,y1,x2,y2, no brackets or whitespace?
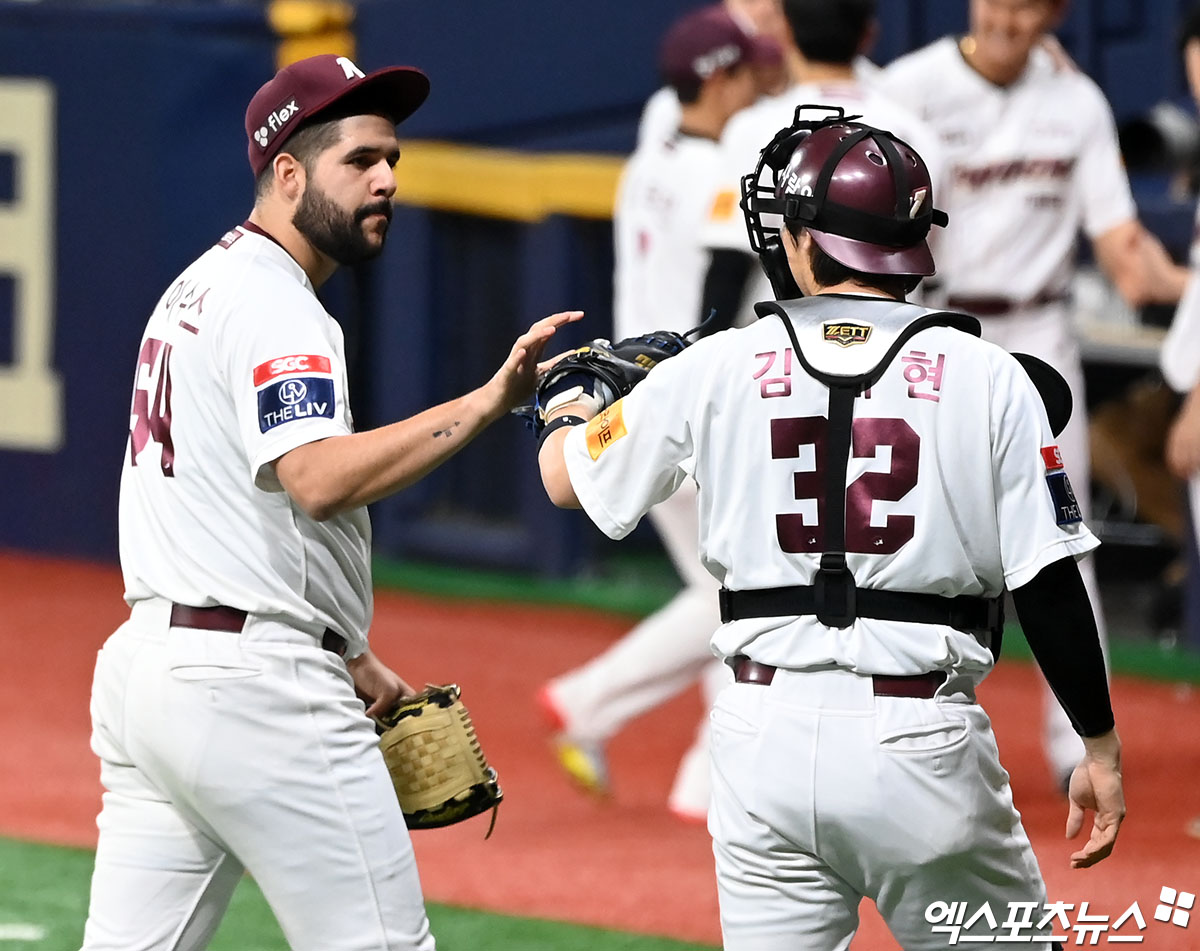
536,684,611,796
554,737,611,796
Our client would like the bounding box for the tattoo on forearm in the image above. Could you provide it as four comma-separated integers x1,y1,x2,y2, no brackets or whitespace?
432,421,462,439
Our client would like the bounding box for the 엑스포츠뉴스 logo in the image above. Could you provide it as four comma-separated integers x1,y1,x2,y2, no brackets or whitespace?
823,322,873,347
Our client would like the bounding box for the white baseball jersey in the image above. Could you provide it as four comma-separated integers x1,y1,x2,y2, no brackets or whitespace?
636,86,682,148
1162,199,1200,393
119,223,371,654
700,80,944,322
636,58,883,149
881,37,1135,302
613,132,722,339
563,294,1096,679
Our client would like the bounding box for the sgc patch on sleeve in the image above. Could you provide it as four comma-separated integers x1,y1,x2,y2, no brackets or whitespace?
258,377,335,433
1046,471,1082,525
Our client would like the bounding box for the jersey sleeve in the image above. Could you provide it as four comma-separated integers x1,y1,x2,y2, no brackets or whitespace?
699,113,760,253
216,286,352,492
562,353,697,539
1074,81,1137,239
990,353,1099,588
637,86,681,147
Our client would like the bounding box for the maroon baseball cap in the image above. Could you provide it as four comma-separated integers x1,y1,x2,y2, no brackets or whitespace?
658,5,777,90
245,53,429,177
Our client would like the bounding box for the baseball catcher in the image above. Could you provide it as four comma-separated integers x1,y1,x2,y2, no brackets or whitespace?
523,330,692,440
375,684,503,835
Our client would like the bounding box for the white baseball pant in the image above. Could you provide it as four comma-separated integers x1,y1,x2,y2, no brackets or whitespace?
81,599,435,951
709,668,1055,950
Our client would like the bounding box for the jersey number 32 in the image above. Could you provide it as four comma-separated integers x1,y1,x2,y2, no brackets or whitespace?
772,415,918,554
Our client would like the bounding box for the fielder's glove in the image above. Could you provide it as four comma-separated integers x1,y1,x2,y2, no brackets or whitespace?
375,684,503,835
521,330,690,436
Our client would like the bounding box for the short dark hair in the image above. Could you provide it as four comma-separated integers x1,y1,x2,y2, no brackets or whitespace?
1181,3,1200,51
784,0,875,65
253,115,346,199
793,225,921,297
671,74,704,105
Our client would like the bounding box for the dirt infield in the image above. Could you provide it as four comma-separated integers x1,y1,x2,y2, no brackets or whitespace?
3,549,1199,948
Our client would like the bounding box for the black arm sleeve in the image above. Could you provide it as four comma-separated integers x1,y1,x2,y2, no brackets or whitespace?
1010,555,1115,737
698,249,755,337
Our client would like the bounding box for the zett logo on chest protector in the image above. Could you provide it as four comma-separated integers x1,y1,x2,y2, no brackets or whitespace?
822,322,872,347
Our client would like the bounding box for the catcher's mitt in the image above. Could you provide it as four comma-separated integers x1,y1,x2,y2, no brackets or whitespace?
375,684,503,835
523,330,690,436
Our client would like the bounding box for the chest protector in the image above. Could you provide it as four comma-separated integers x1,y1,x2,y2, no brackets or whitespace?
719,296,1010,652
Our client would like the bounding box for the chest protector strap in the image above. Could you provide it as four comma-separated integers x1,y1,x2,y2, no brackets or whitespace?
719,301,1004,648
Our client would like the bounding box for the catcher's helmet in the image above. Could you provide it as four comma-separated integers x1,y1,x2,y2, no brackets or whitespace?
741,105,948,298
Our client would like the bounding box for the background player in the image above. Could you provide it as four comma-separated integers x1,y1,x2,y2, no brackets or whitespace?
698,0,942,332
81,54,577,951
539,4,764,821
637,0,790,148
535,113,1124,950
881,0,1188,788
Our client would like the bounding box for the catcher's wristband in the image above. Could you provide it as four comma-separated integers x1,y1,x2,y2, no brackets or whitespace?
538,414,587,447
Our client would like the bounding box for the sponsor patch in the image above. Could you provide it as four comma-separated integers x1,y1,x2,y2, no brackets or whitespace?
253,354,332,386
709,190,737,222
823,322,872,347
1041,445,1064,470
257,377,335,433
252,96,302,152
1046,470,1082,525
585,400,628,460
218,228,243,249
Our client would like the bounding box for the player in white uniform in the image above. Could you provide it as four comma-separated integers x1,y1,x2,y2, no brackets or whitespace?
638,0,789,149
538,6,762,820
81,54,578,951
536,114,1125,950
698,0,943,332
1164,8,1200,839
881,0,1187,787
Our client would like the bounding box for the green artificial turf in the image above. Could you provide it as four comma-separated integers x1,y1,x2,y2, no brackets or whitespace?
0,837,716,951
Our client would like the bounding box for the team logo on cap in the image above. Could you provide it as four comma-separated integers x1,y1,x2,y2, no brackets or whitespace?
254,97,301,151
693,43,741,79
336,56,365,80
909,187,928,219
823,322,872,347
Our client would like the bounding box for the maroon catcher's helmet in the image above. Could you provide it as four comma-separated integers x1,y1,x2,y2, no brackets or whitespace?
741,106,948,297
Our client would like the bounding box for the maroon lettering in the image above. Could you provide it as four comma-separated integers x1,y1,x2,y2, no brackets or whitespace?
771,415,919,554
754,349,793,399
128,337,176,476
773,416,827,551
954,157,1076,190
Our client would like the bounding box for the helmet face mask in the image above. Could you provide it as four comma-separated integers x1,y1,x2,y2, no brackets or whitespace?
740,105,949,299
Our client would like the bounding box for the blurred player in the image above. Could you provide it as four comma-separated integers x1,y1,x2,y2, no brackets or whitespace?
638,0,790,148
698,0,942,332
538,5,765,821
882,0,1187,787
1163,8,1200,732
